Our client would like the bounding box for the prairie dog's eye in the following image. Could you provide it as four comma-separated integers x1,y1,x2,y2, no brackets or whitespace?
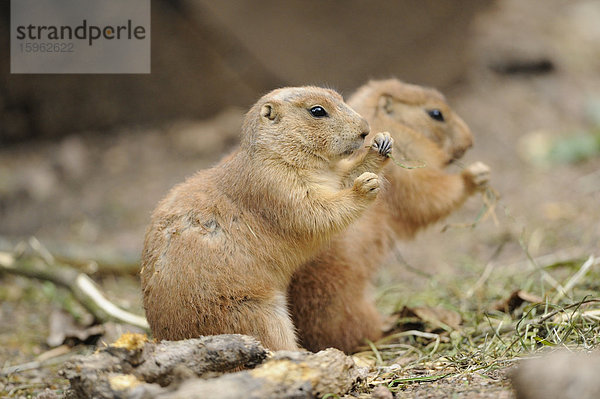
427,109,445,122
309,106,328,118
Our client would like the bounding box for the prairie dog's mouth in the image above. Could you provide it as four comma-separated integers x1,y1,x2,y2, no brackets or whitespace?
446,157,459,166
446,149,467,165
452,148,467,161
341,138,363,156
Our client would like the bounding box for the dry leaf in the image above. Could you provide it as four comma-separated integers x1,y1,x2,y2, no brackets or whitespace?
493,290,543,314
393,306,462,332
47,309,104,347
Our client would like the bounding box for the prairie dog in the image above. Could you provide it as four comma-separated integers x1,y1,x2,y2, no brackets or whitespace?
289,79,490,353
349,79,490,238
140,86,393,351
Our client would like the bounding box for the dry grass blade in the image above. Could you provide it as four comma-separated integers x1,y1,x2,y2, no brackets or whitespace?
388,373,451,386
441,186,500,232
552,255,597,303
387,153,428,169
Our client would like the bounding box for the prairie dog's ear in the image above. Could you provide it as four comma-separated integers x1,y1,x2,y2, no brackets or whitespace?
260,102,279,122
377,94,394,114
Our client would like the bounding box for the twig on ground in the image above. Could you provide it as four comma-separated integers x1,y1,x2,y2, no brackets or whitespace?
1,348,80,377
36,345,72,362
0,236,141,275
0,240,149,330
8,384,47,396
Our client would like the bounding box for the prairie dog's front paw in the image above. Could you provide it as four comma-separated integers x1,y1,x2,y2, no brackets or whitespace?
371,132,393,157
353,172,380,199
464,161,490,188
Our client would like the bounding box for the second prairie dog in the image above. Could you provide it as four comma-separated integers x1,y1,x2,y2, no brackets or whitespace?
288,79,491,353
140,86,393,351
349,79,490,238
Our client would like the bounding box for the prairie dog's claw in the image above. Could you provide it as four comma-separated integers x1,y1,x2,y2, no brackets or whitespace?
371,132,393,157
353,172,380,199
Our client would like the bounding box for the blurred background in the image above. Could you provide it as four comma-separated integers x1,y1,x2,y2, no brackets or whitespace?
1,1,600,395
1,0,599,297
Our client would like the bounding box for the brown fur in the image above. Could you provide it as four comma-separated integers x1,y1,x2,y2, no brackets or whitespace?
288,79,490,353
140,86,392,351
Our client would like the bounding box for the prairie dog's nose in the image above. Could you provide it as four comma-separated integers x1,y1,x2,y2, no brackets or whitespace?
359,118,370,139
465,135,474,149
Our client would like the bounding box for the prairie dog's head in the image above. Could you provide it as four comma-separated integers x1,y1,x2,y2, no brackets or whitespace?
242,86,370,166
348,79,473,164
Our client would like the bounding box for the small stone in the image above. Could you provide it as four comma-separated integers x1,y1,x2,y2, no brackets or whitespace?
511,351,600,399
371,384,394,399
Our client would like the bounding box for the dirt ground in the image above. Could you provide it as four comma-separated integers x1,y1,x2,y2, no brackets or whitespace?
1,0,600,397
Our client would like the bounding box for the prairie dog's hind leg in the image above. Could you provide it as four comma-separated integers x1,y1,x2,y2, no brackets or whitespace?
244,292,298,351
